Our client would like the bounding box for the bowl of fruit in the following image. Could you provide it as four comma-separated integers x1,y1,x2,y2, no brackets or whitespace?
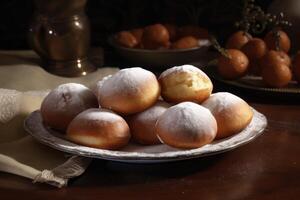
108,24,212,69
205,1,300,100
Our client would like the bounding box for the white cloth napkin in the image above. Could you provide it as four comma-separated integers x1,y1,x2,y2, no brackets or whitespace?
0,50,119,187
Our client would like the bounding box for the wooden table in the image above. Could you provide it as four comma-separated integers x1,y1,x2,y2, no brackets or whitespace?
1,103,300,200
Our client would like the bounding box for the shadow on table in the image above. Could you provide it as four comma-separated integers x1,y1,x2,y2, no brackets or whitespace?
71,154,224,187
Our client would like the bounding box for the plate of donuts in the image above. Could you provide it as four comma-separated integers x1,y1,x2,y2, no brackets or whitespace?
24,65,267,163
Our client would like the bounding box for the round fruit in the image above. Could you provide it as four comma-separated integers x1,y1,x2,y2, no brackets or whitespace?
226,31,252,50
164,24,178,41
171,36,198,49
217,49,249,80
115,31,138,48
264,30,291,53
142,24,170,49
241,38,267,61
260,50,291,69
262,63,292,88
130,28,144,44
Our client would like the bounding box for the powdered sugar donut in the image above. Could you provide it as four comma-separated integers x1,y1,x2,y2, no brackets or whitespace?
97,67,160,115
127,100,170,145
41,83,98,131
158,65,213,103
202,92,253,139
155,102,217,149
67,108,130,150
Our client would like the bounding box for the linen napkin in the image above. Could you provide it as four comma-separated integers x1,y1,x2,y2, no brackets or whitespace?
0,50,119,187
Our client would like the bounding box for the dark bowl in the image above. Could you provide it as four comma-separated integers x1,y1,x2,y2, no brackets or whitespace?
108,35,212,69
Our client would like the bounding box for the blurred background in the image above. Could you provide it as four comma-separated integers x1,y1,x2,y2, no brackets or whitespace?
0,0,272,50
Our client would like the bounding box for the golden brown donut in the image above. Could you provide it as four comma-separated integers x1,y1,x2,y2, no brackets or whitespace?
127,101,170,145
155,102,217,149
97,67,160,115
158,65,213,104
66,108,130,150
202,92,253,139
40,83,98,132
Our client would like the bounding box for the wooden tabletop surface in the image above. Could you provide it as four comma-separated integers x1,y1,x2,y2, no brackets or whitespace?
1,102,300,200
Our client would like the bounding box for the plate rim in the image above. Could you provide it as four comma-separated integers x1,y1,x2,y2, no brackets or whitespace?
206,65,300,94
24,109,267,162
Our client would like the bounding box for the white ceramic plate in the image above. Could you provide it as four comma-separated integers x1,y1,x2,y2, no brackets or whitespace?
24,109,267,163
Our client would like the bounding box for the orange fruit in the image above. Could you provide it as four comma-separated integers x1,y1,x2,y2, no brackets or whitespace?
171,36,198,49
115,31,138,48
142,24,170,49
264,30,291,53
262,62,292,88
217,49,249,80
226,31,252,50
261,50,291,69
130,28,144,44
164,24,178,41
241,38,267,61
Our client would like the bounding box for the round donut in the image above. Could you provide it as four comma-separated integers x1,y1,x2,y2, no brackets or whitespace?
155,102,217,149
158,65,213,104
66,108,130,150
41,83,98,132
97,67,160,115
202,92,253,139
127,101,170,145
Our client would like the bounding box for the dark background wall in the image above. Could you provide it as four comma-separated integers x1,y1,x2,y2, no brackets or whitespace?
0,0,272,50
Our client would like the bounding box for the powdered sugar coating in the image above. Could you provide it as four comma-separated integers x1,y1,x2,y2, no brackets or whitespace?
67,108,130,149
202,92,246,113
93,75,112,98
97,67,160,114
159,65,209,79
26,108,267,162
158,102,217,134
134,101,170,124
156,102,217,148
98,67,157,97
42,83,97,112
41,83,98,131
72,108,124,123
